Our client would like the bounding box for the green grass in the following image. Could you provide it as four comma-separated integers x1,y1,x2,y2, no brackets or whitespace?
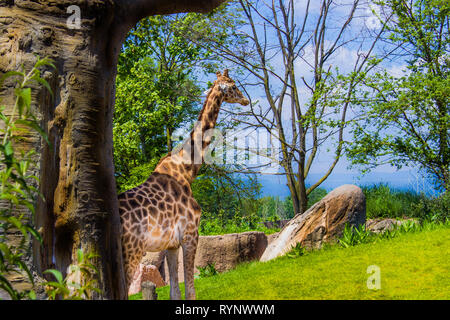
143,224,450,300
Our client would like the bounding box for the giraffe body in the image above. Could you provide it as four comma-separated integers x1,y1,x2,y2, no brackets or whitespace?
119,70,249,300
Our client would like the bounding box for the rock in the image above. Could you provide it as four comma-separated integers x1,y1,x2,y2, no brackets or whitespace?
260,184,366,262
267,232,279,246
128,264,166,296
142,251,166,280
141,265,166,288
366,218,419,233
261,219,290,229
195,231,268,273
366,218,396,233
153,231,268,283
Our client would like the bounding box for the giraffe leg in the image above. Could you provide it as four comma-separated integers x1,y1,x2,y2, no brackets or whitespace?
182,233,198,300
166,248,181,300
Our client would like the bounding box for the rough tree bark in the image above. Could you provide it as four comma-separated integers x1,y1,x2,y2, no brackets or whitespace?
0,0,224,300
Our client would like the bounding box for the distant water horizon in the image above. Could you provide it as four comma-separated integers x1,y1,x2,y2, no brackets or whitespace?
256,170,440,198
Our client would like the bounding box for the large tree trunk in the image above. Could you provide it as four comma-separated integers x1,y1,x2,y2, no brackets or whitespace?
0,0,224,300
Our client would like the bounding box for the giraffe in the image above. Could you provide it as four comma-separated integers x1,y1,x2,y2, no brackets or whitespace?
118,69,249,300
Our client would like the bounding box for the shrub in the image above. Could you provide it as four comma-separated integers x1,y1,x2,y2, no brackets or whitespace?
43,249,100,300
339,224,373,248
196,263,218,278
0,57,54,299
411,191,449,223
286,242,306,259
363,184,426,219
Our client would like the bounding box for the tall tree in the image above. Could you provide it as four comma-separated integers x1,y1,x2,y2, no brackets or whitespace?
347,0,449,191
0,0,225,299
113,4,248,197
196,0,389,214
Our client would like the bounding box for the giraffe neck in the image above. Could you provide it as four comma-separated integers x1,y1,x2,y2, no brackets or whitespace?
153,86,224,185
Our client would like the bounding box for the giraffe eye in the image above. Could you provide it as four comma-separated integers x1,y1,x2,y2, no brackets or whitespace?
232,85,237,89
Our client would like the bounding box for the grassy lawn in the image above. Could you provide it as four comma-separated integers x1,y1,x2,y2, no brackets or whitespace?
143,225,450,300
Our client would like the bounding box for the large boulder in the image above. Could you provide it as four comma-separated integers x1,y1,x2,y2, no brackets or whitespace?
260,184,366,262
195,231,268,273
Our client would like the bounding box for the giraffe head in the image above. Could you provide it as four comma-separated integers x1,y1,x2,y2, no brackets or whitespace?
213,69,249,106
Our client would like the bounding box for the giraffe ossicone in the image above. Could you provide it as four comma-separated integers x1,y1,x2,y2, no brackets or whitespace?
119,69,249,300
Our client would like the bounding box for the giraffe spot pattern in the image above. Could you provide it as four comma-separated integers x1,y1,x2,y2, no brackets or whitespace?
118,77,240,294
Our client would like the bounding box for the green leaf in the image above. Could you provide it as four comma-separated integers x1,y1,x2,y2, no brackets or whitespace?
28,289,36,300
4,141,13,156
77,249,83,264
44,269,64,284
16,87,32,113
34,57,56,70
0,274,18,300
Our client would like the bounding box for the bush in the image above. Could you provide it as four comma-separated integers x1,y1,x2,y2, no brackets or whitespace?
411,191,449,223
0,57,54,299
198,209,278,236
43,249,100,300
339,224,373,248
196,263,218,279
363,184,427,219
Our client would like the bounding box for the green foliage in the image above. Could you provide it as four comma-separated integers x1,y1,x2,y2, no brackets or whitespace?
257,188,327,222
307,188,328,209
191,165,270,235
192,167,261,218
196,263,218,279
363,184,425,219
197,187,330,236
376,218,449,240
198,209,279,236
258,196,290,220
339,224,373,248
411,190,449,222
43,249,101,300
362,184,449,222
0,57,54,300
348,0,449,191
339,219,427,247
286,243,306,259
114,6,242,192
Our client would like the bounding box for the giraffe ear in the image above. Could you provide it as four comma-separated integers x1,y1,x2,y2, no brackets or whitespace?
216,71,222,78
223,69,229,77
203,88,212,95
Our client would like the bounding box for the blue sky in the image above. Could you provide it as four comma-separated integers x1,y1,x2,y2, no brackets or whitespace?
173,1,439,197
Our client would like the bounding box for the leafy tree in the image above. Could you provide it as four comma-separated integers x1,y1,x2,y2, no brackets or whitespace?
114,4,243,192
114,16,202,191
198,0,388,214
347,0,449,191
192,165,261,220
